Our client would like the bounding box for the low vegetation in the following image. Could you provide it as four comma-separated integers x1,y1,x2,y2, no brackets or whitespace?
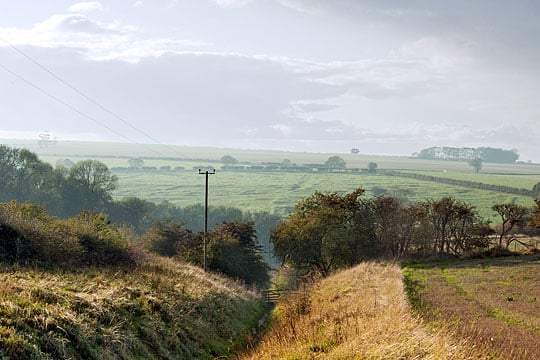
237,262,487,359
0,257,267,359
403,255,540,359
0,200,268,359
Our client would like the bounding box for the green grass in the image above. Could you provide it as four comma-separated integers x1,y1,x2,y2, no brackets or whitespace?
110,169,534,220
400,170,539,190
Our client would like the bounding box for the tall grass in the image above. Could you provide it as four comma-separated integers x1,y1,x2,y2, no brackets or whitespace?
238,262,486,359
0,255,267,359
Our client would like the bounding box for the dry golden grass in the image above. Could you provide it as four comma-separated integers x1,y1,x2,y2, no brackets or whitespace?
238,262,485,359
0,255,267,359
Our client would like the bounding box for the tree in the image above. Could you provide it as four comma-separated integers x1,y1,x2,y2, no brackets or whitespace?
145,220,201,262
66,160,118,213
56,158,74,170
221,155,238,165
281,159,292,168
371,195,402,257
492,203,529,249
208,220,269,287
426,197,457,254
0,145,62,211
128,158,144,169
367,162,378,173
247,210,282,265
469,158,483,173
324,156,346,171
107,196,152,233
532,182,540,199
529,200,540,228
271,188,374,277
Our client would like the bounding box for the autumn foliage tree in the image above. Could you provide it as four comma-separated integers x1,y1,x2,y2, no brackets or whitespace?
271,188,374,277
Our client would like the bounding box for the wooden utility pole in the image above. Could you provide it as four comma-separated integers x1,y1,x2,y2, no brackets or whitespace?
198,169,215,271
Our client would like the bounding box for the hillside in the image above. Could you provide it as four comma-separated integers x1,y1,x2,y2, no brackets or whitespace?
238,262,487,359
0,256,267,359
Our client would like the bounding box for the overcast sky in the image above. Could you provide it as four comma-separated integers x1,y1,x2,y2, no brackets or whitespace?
1,1,539,161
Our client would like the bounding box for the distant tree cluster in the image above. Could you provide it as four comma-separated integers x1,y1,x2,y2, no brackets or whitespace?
417,146,519,163
272,188,536,277
0,145,117,216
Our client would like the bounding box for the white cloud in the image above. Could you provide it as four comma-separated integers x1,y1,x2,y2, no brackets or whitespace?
68,2,104,13
274,0,326,14
212,0,255,8
0,14,207,63
271,124,293,135
1,3,539,161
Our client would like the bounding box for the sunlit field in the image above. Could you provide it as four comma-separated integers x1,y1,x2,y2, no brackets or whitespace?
403,254,540,359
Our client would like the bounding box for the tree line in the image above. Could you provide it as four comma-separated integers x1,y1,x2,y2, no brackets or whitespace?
382,170,535,198
271,188,539,278
416,146,519,163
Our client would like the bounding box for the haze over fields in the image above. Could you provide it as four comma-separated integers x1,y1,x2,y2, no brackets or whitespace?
1,1,539,162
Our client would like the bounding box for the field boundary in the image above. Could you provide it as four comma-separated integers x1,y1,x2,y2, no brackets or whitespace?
381,170,534,197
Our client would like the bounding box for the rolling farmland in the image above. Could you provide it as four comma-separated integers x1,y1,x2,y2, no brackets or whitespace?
7,139,539,220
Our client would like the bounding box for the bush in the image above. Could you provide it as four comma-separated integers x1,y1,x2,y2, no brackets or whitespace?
0,201,133,267
141,220,201,264
207,221,270,288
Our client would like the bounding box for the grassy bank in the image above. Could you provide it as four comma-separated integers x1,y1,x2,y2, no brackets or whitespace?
0,255,267,359
237,262,486,359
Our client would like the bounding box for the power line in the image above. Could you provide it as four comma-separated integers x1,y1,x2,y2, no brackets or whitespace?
0,62,164,157
0,35,184,157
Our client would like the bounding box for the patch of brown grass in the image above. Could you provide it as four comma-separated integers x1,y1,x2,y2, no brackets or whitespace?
404,254,540,359
237,262,484,359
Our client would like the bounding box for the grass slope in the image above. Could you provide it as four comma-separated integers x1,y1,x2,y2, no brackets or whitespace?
403,254,540,359
238,262,485,359
0,256,267,359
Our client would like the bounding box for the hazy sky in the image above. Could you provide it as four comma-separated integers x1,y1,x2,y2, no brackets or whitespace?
1,1,539,161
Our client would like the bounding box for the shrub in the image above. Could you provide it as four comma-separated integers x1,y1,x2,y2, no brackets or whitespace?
0,201,133,267
141,220,201,264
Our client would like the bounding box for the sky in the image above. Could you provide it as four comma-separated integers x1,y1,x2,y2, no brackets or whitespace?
1,0,539,162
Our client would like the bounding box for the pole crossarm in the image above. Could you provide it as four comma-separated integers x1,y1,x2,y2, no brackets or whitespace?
198,169,215,271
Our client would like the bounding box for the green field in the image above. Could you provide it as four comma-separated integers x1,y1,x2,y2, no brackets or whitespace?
4,139,539,220
400,170,540,190
111,169,533,220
